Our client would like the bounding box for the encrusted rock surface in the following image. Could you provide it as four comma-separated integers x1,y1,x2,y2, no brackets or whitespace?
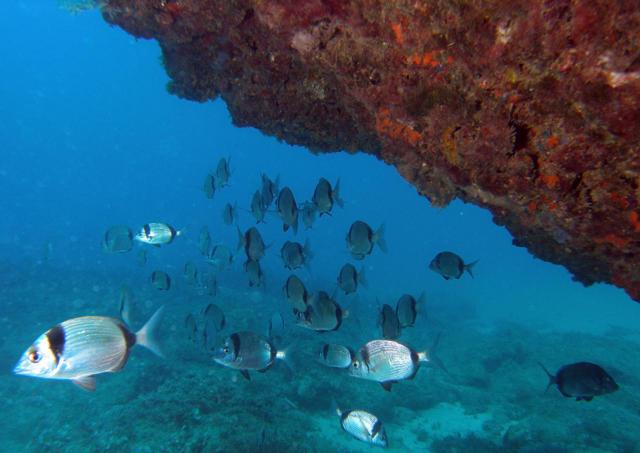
101,0,640,301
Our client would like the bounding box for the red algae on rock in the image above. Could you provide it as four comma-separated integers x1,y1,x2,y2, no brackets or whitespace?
100,0,640,301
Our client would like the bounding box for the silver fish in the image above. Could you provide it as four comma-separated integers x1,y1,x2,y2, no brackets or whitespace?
150,270,171,291
237,226,266,261
297,291,344,332
13,307,164,391
280,240,312,271
212,331,286,380
396,293,425,328
429,251,477,280
337,264,367,295
207,244,234,271
134,223,182,246
203,173,216,199
198,226,212,256
276,186,299,234
251,190,267,224
260,173,279,208
319,344,354,368
348,339,428,391
379,304,401,339
214,157,231,188
103,225,133,253
300,202,317,230
346,221,386,260
222,202,237,226
244,259,265,287
312,177,343,216
283,274,309,314
336,407,388,447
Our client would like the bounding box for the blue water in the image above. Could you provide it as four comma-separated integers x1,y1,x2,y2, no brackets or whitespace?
1,3,639,453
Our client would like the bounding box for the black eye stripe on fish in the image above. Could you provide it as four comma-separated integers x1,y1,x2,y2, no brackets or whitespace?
230,333,241,360
46,325,65,365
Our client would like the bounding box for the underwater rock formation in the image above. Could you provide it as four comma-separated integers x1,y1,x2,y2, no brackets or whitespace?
101,1,640,301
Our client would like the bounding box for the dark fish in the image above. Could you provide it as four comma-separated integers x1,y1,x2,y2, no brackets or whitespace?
207,244,234,271
280,240,313,270
184,313,198,343
150,270,171,291
319,344,354,368
201,304,225,351
283,275,309,314
297,291,344,332
203,304,226,332
212,331,287,380
300,202,317,230
349,339,429,391
102,225,133,253
203,173,216,199
312,177,344,216
276,186,299,234
135,223,182,246
13,307,164,391
260,173,279,208
429,251,477,280
237,226,266,261
379,304,401,339
337,264,367,295
395,292,425,328
118,285,133,325
539,362,619,401
336,406,388,447
198,226,212,256
346,221,386,260
214,157,231,189
184,261,199,286
244,259,265,288
251,190,267,224
136,249,147,267
203,273,218,296
222,202,237,226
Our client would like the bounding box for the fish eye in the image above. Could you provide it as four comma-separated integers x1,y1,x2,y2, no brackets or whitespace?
352,361,359,368
28,350,41,363
223,347,229,354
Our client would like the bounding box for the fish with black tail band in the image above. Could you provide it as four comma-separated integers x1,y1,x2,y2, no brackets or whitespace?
212,331,287,380
283,274,309,314
312,177,344,216
261,173,279,208
276,186,299,234
335,405,388,448
429,251,477,280
150,270,171,291
346,221,387,260
103,225,133,253
244,259,265,288
395,292,425,328
297,291,345,332
337,264,367,295
222,202,238,226
280,240,313,271
135,223,182,246
214,157,231,189
539,362,619,401
378,304,401,339
251,190,267,224
13,307,164,391
319,344,354,368
348,339,430,391
237,226,266,261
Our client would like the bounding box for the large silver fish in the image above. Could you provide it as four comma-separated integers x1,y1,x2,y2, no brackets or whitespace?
348,339,428,391
134,223,182,246
212,331,286,380
336,406,388,447
346,221,386,260
13,307,164,391
276,186,299,234
312,177,343,216
429,251,477,280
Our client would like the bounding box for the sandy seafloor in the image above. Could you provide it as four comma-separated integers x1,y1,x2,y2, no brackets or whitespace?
1,261,639,453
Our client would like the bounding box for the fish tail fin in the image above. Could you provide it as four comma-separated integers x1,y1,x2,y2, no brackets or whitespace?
421,332,449,375
236,226,244,251
538,362,556,393
358,265,368,289
465,260,479,278
374,224,388,253
135,306,165,358
334,178,344,208
176,228,186,237
276,345,296,374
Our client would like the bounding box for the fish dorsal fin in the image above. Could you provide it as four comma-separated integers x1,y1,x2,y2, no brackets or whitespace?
73,376,96,392
240,370,251,381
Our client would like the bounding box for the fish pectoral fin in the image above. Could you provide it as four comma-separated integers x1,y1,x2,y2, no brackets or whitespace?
240,370,251,381
381,382,393,392
73,376,97,392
